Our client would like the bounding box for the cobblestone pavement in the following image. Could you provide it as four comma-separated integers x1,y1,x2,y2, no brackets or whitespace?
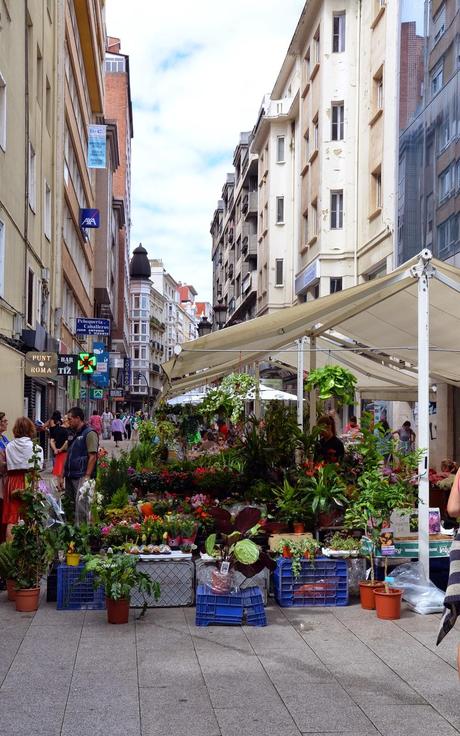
0,591,459,736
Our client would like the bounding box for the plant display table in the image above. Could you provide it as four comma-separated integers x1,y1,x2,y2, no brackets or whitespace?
130,556,195,607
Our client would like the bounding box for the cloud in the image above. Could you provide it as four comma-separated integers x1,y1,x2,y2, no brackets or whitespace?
106,0,305,301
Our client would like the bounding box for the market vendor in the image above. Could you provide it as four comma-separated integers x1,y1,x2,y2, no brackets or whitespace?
314,415,345,464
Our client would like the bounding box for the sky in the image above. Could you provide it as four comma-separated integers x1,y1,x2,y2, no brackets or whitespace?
105,0,305,302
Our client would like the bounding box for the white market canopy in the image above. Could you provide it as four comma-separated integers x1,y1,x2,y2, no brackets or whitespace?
162,251,460,575
167,384,298,405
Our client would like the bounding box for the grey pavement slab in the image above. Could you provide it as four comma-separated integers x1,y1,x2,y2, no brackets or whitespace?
0,595,460,735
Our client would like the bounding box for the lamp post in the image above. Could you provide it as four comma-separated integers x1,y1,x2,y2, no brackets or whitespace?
135,371,150,414
197,315,212,337
213,303,227,330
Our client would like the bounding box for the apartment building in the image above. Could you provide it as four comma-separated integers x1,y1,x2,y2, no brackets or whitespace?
210,133,259,328
105,37,133,373
0,0,60,421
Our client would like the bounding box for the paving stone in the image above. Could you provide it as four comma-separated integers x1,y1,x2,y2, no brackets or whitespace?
365,704,460,735
140,685,220,736
215,703,302,736
0,688,64,736
282,683,377,733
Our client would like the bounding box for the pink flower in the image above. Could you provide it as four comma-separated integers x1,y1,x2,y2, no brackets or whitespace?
101,525,113,536
131,523,142,532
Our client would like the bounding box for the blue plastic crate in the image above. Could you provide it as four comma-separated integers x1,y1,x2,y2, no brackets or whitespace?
57,563,105,611
195,585,243,626
242,586,267,626
274,557,348,607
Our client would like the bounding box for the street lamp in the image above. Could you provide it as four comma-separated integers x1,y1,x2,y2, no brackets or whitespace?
213,303,227,330
197,315,212,337
135,371,150,413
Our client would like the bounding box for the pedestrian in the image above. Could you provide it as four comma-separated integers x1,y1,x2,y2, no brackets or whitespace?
0,412,9,543
3,417,44,541
111,413,125,448
314,415,345,463
89,410,103,436
64,407,99,524
130,413,140,445
49,415,69,492
124,413,132,441
393,421,416,454
101,407,113,440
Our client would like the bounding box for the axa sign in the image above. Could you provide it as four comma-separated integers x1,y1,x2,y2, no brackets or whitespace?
79,208,100,228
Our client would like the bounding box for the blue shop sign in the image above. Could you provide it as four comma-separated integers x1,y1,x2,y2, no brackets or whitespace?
79,208,100,228
75,318,111,336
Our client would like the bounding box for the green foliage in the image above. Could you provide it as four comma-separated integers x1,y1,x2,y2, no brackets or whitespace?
107,485,129,510
83,553,160,602
276,537,320,578
305,365,357,406
0,542,16,580
127,442,156,471
232,538,259,565
11,491,48,589
96,454,130,508
200,372,255,424
272,478,310,524
325,532,362,552
302,464,348,516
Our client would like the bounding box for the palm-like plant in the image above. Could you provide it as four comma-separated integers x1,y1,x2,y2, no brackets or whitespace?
302,463,348,518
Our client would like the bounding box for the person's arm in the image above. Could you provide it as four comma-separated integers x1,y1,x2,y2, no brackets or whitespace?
84,452,97,480
50,438,58,454
447,468,460,517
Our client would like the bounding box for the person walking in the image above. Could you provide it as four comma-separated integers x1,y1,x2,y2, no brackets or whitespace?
0,412,9,543
49,415,69,492
89,410,103,437
393,421,416,454
111,413,125,448
130,413,140,445
101,408,113,440
124,413,132,441
64,407,99,524
3,417,44,541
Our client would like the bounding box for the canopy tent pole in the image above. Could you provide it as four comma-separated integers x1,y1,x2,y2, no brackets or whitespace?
296,337,306,430
412,249,433,578
254,361,261,420
309,335,317,431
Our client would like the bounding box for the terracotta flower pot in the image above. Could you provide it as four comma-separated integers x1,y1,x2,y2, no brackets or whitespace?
106,597,130,624
359,581,385,610
282,546,293,559
15,587,40,612
66,553,81,567
6,579,16,602
292,522,305,534
374,588,403,620
264,521,289,534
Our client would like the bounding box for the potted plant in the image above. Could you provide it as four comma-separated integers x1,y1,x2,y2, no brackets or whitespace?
204,507,276,593
83,552,161,624
272,479,310,533
0,541,17,601
322,532,362,558
301,463,348,527
275,537,320,579
374,581,404,620
344,467,412,610
180,517,197,545
305,365,357,407
11,489,48,612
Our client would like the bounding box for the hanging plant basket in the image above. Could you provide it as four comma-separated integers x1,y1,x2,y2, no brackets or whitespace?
305,365,357,407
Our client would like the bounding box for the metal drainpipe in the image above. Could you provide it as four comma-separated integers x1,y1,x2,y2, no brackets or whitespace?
23,0,30,324
353,0,362,286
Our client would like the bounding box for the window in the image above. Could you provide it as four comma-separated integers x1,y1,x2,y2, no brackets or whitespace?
312,199,318,235
0,72,5,151
431,61,443,96
44,181,51,239
331,190,343,229
438,115,450,151
331,102,344,140
330,277,342,293
373,66,384,112
304,129,310,161
28,142,36,211
36,46,43,104
332,13,346,53
276,197,285,224
45,77,51,133
27,268,34,326
438,215,459,258
371,166,382,210
276,136,285,163
313,27,320,64
433,4,446,45
0,219,4,298
439,165,455,202
303,210,309,245
313,115,319,150
275,259,284,286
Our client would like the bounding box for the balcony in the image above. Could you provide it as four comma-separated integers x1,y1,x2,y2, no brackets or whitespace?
149,362,161,373
242,191,258,218
242,224,257,260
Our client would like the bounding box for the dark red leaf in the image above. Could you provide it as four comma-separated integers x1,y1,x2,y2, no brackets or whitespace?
234,507,261,534
207,507,233,533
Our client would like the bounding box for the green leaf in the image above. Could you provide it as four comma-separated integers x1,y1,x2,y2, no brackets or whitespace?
205,533,217,556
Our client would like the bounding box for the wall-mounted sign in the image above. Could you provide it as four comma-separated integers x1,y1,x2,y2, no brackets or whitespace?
80,387,105,400
57,354,79,376
75,318,111,336
123,357,131,389
77,353,97,374
79,208,100,228
92,342,109,388
87,124,107,168
110,389,124,398
25,351,57,378
295,258,320,295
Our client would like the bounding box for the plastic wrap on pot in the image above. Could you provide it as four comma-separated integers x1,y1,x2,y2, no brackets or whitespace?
347,557,367,597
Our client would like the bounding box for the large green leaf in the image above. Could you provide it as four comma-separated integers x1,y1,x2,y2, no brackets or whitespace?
233,539,260,565
205,533,217,556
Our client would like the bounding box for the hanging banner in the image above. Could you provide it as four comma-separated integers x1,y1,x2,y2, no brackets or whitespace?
92,342,110,388
87,124,107,168
68,377,80,401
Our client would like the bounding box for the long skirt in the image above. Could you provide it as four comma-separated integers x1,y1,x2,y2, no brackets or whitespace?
2,470,26,525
